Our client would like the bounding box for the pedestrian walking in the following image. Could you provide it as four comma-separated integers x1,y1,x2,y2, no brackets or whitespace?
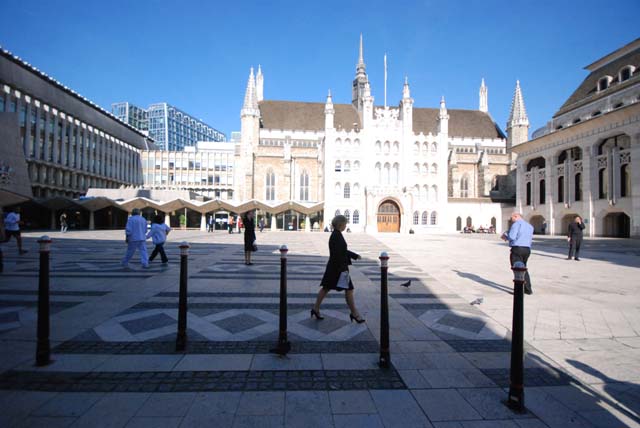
259,217,265,233
567,215,585,261
147,214,171,264
121,208,149,268
311,215,365,323
238,216,243,234
3,207,28,254
60,213,68,233
243,210,256,265
208,215,214,232
501,212,533,295
228,215,234,234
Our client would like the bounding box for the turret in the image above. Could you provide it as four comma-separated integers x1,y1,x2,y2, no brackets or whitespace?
479,78,488,113
324,90,335,130
256,65,264,102
400,77,413,133
352,34,370,112
437,96,449,135
506,80,530,167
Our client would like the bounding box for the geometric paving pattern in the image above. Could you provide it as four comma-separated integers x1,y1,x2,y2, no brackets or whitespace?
0,369,407,392
72,308,372,343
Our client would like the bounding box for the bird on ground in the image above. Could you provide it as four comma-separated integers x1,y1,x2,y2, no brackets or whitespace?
470,297,484,305
400,280,411,287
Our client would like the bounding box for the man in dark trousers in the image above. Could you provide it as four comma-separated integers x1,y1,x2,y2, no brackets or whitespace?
501,212,534,295
567,215,585,261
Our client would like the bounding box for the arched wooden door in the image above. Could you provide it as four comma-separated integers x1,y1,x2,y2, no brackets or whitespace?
377,200,400,233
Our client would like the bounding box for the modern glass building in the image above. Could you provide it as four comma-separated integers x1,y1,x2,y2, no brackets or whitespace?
112,101,225,151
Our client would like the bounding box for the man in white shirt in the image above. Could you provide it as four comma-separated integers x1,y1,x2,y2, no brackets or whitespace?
121,208,149,268
3,208,28,255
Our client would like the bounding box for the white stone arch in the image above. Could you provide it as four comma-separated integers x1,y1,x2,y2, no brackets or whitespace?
353,160,361,171
413,162,420,174
344,160,351,172
375,141,381,153
335,160,342,172
345,138,351,146
393,141,400,153
422,162,428,175
392,163,400,184
432,184,438,201
431,142,438,152
354,138,361,147
422,142,428,152
431,163,438,174
353,183,360,195
384,141,390,154
383,162,391,184
375,162,381,184
335,138,342,147
334,182,342,198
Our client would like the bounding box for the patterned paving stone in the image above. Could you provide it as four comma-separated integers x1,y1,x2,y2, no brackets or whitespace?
481,367,579,387
0,369,407,392
212,313,267,334
122,313,177,335
438,313,486,334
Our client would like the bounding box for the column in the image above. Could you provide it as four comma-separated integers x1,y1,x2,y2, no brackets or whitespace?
585,144,598,237
271,214,277,231
544,156,555,234
200,213,206,231
89,211,95,230
611,146,620,204
50,210,56,230
305,215,311,232
631,134,640,237
43,109,51,162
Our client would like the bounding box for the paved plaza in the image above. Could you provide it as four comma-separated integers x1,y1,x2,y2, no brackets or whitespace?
0,229,638,427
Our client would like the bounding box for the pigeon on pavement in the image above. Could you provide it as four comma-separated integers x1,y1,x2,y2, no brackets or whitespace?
470,297,484,305
400,280,411,287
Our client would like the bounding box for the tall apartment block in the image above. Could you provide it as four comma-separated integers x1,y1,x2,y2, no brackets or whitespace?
112,101,226,151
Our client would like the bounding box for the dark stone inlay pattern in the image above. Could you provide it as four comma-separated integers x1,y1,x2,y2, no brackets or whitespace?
212,313,266,334
445,340,515,352
53,340,381,355
481,367,578,387
0,290,109,296
0,369,406,392
389,293,459,299
156,292,344,298
437,313,486,334
0,301,80,309
190,274,323,280
121,313,177,335
131,302,353,310
0,274,154,279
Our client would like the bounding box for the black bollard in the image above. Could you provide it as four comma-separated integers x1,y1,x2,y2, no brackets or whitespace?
175,242,190,352
271,245,291,356
379,252,391,368
36,236,52,366
507,261,527,412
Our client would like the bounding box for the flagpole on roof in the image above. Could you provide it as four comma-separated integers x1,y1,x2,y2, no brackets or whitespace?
384,53,387,108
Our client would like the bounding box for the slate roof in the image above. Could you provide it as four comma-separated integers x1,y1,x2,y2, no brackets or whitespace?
258,100,505,139
554,46,640,117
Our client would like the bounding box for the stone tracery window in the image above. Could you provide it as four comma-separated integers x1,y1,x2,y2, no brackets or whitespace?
266,168,275,200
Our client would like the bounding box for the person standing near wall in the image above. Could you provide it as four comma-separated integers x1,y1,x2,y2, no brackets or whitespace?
243,210,256,265
60,213,68,233
567,215,585,261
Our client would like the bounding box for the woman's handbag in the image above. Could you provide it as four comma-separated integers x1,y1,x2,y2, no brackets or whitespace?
252,240,258,251
336,271,350,289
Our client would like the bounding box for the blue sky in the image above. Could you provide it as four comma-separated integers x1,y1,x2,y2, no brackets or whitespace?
1,0,638,139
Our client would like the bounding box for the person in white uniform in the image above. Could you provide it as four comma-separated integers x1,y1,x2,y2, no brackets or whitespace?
121,208,149,268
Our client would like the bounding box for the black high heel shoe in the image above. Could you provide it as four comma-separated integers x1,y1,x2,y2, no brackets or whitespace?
350,314,366,324
310,309,324,320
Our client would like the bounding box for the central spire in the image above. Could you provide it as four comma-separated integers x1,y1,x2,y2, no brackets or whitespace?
357,33,366,73
352,34,370,110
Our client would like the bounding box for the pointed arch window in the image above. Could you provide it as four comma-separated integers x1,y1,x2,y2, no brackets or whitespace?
422,142,428,152
421,211,428,225
621,164,630,197
430,211,438,225
353,161,360,171
353,183,360,196
413,211,419,225
266,169,276,200
431,163,438,174
384,141,390,154
299,169,309,201
575,173,582,201
461,174,469,198
392,163,399,184
335,160,341,172
422,163,428,175
413,163,420,175
335,209,341,217
431,142,438,152
557,176,564,203
393,142,399,153
413,142,420,155
432,185,438,201
344,209,351,223
344,161,351,172
423,185,429,201
335,183,342,198
353,210,360,224
375,141,382,153
344,182,351,199
456,216,462,231
383,163,391,184
539,179,546,204
375,162,381,183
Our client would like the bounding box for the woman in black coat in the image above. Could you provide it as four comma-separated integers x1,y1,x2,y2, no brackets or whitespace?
567,215,585,261
311,215,365,323
243,211,256,265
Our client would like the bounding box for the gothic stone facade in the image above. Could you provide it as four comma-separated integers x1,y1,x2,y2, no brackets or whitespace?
236,38,526,233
